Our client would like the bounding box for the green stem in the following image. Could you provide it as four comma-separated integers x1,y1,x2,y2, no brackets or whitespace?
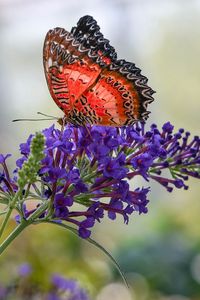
24,183,31,199
0,189,22,239
0,197,9,205
82,170,97,182
43,220,129,288
45,182,57,218
0,221,29,255
0,209,13,239
27,201,49,221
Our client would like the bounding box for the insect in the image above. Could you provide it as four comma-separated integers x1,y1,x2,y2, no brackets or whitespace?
43,15,155,126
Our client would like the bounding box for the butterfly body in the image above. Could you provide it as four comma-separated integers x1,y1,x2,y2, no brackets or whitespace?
43,16,155,126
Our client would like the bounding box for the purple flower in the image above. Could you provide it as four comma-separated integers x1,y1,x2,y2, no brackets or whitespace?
69,169,80,183
162,121,174,133
89,143,110,159
78,215,96,238
107,199,123,220
131,153,153,179
114,180,130,201
87,202,104,221
44,167,68,183
47,293,60,300
54,206,69,218
39,156,54,174
78,226,92,239
18,263,32,277
103,153,128,180
0,286,6,299
16,156,27,169
0,154,11,164
54,193,73,207
19,134,33,155
51,274,90,300
74,180,88,193
130,187,150,214
52,274,76,290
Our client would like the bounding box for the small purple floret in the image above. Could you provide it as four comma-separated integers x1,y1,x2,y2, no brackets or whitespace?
18,263,32,277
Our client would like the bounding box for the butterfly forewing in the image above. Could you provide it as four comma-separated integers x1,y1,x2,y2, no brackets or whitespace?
43,27,102,115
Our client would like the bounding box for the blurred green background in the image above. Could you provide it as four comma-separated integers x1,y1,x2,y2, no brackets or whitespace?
0,0,200,299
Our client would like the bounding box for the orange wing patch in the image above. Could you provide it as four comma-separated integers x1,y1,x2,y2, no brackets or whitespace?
82,69,141,126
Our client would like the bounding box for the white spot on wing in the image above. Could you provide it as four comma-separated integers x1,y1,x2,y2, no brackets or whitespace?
48,57,52,67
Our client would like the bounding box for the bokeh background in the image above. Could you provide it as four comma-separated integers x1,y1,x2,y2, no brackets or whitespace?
0,0,200,299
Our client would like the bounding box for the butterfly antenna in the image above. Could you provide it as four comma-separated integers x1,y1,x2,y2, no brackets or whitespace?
12,118,56,122
37,112,59,119
12,111,60,123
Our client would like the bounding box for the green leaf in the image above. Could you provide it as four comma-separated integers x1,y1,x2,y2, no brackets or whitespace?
0,210,7,216
0,196,9,205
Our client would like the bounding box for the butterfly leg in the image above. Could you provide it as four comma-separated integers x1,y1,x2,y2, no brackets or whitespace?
57,116,69,132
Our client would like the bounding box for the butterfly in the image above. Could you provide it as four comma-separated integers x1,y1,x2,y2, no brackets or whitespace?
43,15,155,126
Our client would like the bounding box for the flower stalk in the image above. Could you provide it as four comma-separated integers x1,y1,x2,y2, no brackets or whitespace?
0,220,29,255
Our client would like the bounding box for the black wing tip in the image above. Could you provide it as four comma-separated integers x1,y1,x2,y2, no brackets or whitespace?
71,15,117,64
72,15,98,34
77,15,96,23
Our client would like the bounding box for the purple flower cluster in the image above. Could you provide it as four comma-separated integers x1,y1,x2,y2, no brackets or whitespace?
50,274,89,300
0,122,199,239
0,263,90,300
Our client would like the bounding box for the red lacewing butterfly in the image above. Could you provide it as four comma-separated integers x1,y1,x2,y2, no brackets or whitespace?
43,15,155,126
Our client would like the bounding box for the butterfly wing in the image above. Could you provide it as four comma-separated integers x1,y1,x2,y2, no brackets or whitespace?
43,16,117,118
43,15,155,126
